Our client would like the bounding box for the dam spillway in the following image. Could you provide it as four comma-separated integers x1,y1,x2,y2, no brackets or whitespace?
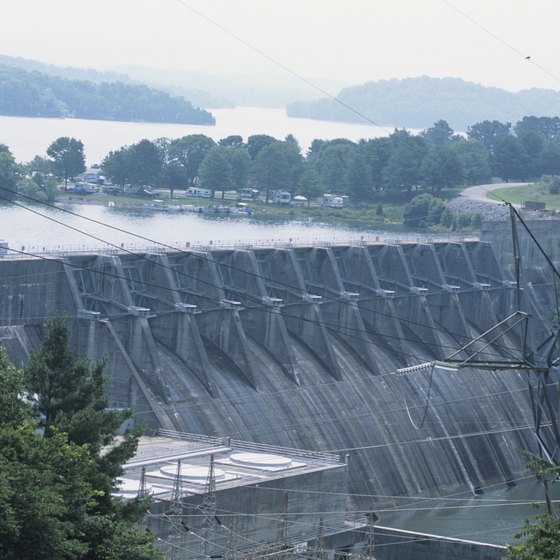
0,231,556,509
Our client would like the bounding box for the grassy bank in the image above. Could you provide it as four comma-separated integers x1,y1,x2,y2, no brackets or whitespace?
58,186,482,233
486,182,560,210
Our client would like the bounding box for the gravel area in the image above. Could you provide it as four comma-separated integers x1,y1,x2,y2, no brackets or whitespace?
448,196,510,220
449,182,556,221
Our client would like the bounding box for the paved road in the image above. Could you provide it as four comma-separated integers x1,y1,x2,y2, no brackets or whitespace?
449,182,531,219
459,182,529,205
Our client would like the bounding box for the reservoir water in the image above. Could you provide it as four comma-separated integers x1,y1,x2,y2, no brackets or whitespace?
0,106,407,248
0,106,392,166
1,200,393,250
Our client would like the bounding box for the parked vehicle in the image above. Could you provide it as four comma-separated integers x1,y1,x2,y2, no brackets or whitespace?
238,188,260,200
186,187,213,198
68,182,97,194
120,185,157,198
291,195,308,207
272,190,292,205
321,194,344,208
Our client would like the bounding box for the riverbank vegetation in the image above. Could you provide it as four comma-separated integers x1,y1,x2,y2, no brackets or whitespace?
2,114,560,232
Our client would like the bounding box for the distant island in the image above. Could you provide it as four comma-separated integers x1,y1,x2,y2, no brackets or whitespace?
286,76,560,130
0,63,215,125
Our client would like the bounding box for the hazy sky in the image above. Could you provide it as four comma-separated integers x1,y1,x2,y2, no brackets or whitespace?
1,0,559,93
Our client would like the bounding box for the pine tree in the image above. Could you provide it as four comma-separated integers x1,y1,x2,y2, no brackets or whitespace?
14,316,164,559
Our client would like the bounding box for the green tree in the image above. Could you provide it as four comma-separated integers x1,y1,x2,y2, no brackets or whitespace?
514,116,560,141
127,139,163,187
440,206,455,229
219,135,244,149
168,134,216,186
26,155,53,175
403,193,434,228
0,147,19,201
518,131,545,178
102,148,132,193
360,137,393,192
540,139,560,175
0,337,162,560
246,134,277,160
467,120,511,152
450,140,492,185
382,135,427,194
314,143,355,195
198,145,232,198
421,119,457,146
298,165,323,207
428,197,446,225
420,146,464,193
226,147,251,191
505,455,560,559
46,137,86,188
456,212,472,228
246,134,276,160
492,135,529,181
160,161,187,198
252,140,303,203
24,317,143,510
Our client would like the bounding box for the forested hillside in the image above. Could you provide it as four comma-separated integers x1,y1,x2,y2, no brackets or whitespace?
287,76,560,130
0,64,215,124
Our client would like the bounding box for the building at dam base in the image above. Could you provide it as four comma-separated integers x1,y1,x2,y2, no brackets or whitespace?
0,224,558,555
119,430,506,560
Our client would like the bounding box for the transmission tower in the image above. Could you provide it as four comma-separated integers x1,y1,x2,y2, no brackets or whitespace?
138,466,147,497
200,454,219,557
359,510,379,560
164,460,188,560
277,492,289,548
312,518,326,560
396,204,560,512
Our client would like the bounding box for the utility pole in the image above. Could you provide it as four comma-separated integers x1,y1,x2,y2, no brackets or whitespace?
200,454,219,557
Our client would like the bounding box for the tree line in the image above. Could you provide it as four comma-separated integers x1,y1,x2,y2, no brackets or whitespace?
0,64,214,124
99,115,560,203
286,76,560,130
2,115,560,211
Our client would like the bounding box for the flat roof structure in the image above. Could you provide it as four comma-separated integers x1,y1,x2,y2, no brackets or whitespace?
118,430,352,559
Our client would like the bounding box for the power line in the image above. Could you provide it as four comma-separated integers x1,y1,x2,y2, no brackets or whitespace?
442,0,560,86
171,0,392,134
1,189,529,365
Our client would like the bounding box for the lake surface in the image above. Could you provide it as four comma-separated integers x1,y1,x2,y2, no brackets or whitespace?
0,106,391,166
1,200,405,250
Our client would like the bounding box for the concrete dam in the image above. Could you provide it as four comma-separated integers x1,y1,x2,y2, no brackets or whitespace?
1,225,558,510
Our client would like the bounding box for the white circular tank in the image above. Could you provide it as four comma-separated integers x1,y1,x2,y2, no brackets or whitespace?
230,452,292,468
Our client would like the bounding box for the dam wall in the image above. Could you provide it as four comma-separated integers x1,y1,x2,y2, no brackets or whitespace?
0,236,555,509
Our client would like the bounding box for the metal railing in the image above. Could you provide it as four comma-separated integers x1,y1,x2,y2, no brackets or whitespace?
0,234,480,260
158,429,342,464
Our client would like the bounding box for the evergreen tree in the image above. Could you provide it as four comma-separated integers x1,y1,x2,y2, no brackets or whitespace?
16,317,163,559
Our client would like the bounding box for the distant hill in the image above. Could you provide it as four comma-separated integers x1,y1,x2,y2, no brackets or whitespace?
286,76,560,130
0,54,133,84
0,54,233,110
0,63,215,124
114,65,349,109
